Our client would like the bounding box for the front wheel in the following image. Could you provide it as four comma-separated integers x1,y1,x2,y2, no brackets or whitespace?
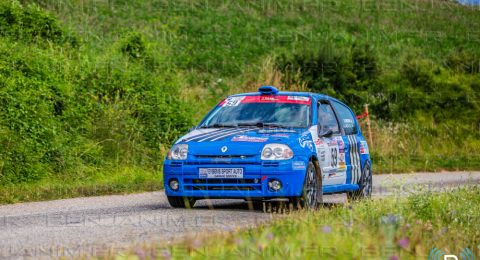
290,161,323,210
167,196,196,208
347,161,372,202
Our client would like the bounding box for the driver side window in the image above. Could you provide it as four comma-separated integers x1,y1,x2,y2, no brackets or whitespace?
317,101,340,134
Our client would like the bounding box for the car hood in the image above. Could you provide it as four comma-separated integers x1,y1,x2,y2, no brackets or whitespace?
176,127,305,156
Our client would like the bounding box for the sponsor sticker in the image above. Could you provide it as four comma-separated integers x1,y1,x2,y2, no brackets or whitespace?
271,133,290,138
320,150,326,162
339,153,346,168
337,138,345,149
260,96,277,101
328,140,337,146
360,141,369,154
287,96,310,102
292,161,306,170
258,129,296,133
327,169,337,177
299,133,314,150
231,135,268,142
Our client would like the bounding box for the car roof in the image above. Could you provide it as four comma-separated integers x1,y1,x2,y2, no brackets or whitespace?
229,91,350,108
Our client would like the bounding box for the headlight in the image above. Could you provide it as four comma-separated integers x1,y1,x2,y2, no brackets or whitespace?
167,144,188,160
261,144,293,160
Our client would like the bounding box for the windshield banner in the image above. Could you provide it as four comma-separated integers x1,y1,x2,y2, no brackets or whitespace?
220,95,311,106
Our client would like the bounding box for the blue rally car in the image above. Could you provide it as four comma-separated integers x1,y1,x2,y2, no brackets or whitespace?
164,86,372,209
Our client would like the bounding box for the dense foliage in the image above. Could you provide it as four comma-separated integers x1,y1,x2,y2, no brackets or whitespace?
0,0,479,189
0,0,193,184
276,43,480,125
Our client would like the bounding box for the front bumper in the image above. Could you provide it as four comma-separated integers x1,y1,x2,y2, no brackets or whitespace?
163,157,308,199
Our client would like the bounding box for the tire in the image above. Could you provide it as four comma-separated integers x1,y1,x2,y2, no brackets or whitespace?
289,161,323,210
167,196,196,208
347,161,372,202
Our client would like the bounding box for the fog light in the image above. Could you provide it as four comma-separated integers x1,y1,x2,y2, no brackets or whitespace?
169,179,179,191
268,179,282,191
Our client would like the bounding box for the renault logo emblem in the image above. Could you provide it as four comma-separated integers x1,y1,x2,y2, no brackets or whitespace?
221,146,228,153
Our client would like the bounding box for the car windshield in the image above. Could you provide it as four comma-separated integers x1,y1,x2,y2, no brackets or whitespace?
199,95,311,128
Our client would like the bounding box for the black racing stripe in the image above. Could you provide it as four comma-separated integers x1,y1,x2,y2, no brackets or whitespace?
197,128,252,142
355,136,362,181
209,128,258,141
186,129,231,141
349,135,356,184
355,136,359,183
347,135,353,183
350,135,358,184
354,136,360,183
186,128,233,141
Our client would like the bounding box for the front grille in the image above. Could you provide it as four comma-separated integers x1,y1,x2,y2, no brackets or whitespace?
262,162,279,167
191,179,257,184
194,155,255,159
184,161,260,165
183,178,262,192
185,155,260,165
170,162,182,168
193,186,255,191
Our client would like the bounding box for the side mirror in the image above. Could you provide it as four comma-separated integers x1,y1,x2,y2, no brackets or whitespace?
319,129,333,138
188,126,197,132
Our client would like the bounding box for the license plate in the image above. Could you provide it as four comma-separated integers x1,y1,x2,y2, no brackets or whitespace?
199,168,244,179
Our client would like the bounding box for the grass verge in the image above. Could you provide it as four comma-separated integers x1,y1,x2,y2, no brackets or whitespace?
0,167,162,204
120,187,480,259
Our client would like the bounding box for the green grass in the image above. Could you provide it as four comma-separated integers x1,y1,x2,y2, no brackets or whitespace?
369,121,480,173
0,167,162,204
120,187,480,259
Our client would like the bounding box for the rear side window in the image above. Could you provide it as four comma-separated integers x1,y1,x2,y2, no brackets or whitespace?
332,102,358,135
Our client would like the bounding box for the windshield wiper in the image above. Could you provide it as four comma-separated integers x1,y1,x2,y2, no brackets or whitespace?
200,123,238,128
238,122,288,128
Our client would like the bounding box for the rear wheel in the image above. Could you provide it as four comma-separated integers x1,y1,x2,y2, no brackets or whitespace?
347,162,372,202
290,161,323,210
167,196,196,208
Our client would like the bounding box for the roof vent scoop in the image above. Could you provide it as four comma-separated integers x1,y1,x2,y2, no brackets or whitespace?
258,86,279,95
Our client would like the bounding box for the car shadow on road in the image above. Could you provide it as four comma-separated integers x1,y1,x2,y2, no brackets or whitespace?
193,200,342,213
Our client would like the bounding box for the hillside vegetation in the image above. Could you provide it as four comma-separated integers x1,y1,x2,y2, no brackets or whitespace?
0,0,479,202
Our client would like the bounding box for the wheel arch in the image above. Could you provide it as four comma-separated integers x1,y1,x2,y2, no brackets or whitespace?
362,157,372,172
309,155,323,181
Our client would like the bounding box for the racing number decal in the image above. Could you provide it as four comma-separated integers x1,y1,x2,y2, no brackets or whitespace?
223,96,245,106
331,148,337,168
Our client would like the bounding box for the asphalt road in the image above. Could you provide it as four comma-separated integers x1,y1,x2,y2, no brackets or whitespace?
0,171,479,259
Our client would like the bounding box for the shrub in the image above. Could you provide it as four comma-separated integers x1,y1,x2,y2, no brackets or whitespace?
0,0,77,46
445,49,480,74
276,43,380,111
121,33,147,60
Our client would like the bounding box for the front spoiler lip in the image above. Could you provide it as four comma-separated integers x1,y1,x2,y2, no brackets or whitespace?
167,196,291,201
